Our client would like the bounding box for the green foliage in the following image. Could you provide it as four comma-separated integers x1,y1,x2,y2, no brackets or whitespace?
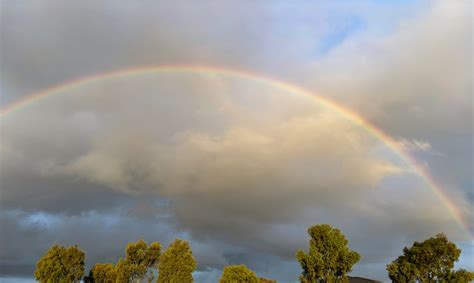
387,233,474,282
219,264,259,283
115,239,161,283
447,269,474,282
157,239,196,283
296,224,360,283
34,244,85,283
33,229,472,283
87,263,117,283
115,258,133,283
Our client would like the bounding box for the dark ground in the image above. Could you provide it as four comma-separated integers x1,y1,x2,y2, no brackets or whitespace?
348,276,382,283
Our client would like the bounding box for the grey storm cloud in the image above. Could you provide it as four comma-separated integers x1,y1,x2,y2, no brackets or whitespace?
0,0,472,282
300,0,473,199
1,0,310,100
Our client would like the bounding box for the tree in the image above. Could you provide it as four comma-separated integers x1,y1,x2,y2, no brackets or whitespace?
115,239,161,283
157,239,196,283
219,265,259,283
87,263,117,283
447,269,474,282
115,258,134,283
296,224,360,283
387,233,474,282
34,244,85,283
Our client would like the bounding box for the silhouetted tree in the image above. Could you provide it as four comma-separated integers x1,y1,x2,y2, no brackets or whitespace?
387,233,474,282
296,224,360,283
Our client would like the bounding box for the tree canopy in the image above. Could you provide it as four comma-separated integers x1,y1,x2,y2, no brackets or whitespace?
34,244,85,283
387,233,474,282
85,263,116,283
115,239,161,283
219,264,260,283
34,227,473,283
296,224,360,283
157,239,196,283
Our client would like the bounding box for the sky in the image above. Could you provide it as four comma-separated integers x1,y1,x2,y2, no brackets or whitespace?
0,0,472,282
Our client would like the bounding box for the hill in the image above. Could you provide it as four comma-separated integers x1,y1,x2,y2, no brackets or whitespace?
348,276,381,283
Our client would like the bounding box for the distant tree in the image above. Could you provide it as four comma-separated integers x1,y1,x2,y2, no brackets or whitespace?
115,239,161,283
34,244,85,283
296,224,360,283
387,233,474,282
87,263,117,283
157,239,196,283
219,264,259,283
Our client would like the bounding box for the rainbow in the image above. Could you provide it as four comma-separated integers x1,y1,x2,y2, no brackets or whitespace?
1,65,471,237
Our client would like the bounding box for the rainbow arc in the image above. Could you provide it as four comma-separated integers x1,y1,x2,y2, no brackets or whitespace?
1,65,470,237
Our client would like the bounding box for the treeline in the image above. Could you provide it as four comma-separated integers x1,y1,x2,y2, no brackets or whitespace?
34,224,473,283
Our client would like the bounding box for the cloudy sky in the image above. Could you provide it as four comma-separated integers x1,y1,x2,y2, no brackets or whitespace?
0,0,472,282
